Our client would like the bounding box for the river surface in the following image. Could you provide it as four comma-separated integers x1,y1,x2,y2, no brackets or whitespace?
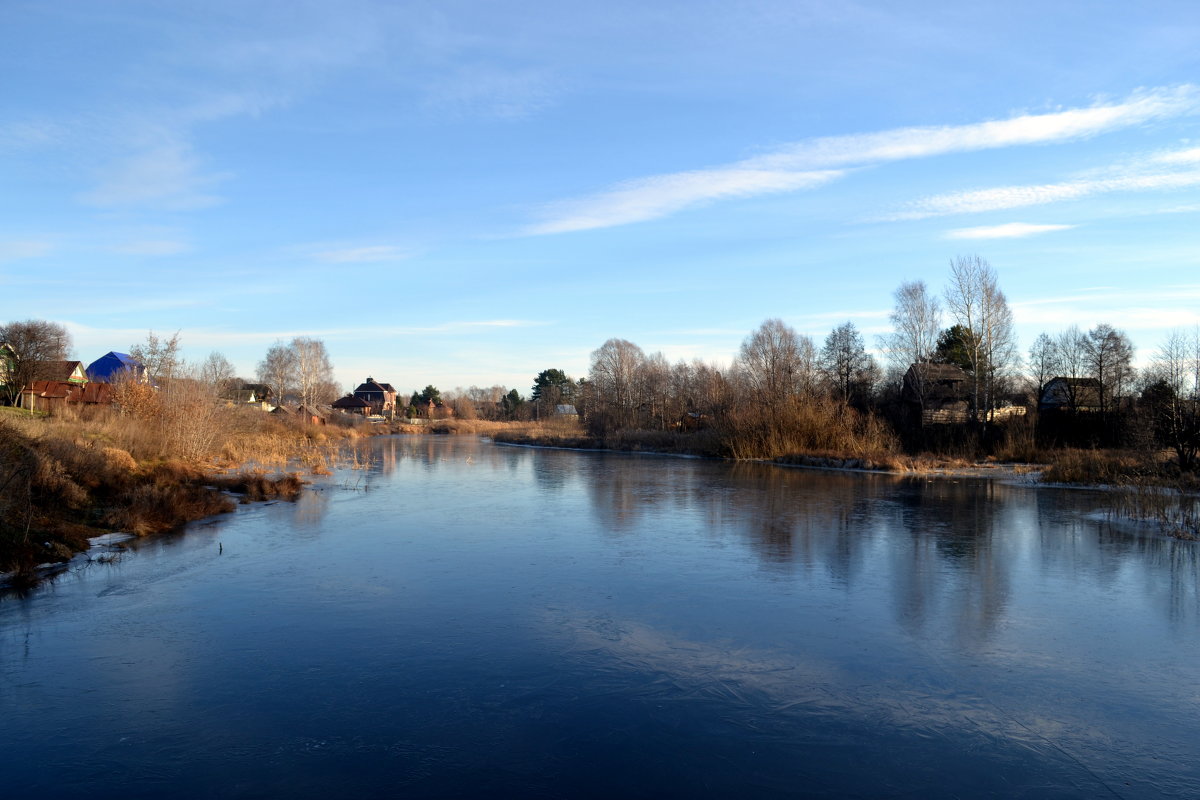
2,436,1199,798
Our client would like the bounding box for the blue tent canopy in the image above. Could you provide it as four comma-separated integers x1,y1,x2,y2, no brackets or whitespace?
86,352,145,382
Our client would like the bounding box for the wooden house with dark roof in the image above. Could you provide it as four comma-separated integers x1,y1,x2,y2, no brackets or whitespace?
295,405,327,425
226,383,274,410
902,362,972,424
19,379,112,413
331,395,371,415
1039,377,1103,413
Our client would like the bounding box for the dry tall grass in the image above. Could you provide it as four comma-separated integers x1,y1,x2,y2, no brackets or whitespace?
0,401,373,573
715,396,900,464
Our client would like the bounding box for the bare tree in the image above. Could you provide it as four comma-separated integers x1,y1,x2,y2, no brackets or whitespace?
819,321,878,406
290,337,336,409
1027,332,1060,400
0,319,72,407
130,330,182,391
1145,328,1200,469
1085,323,1135,414
257,341,297,405
881,280,941,410
637,351,673,429
1052,326,1090,412
199,351,238,397
737,318,816,406
944,255,1017,423
588,338,646,431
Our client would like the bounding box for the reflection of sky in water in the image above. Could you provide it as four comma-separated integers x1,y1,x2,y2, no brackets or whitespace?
2,435,1199,797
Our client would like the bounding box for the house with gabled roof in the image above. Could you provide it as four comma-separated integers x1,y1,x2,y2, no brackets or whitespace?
87,352,147,383
33,360,89,384
19,379,113,413
331,394,371,415
0,342,16,399
902,362,972,424
1039,377,1103,413
352,377,397,415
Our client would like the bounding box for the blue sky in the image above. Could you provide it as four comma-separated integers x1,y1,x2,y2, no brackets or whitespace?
3,1,1199,395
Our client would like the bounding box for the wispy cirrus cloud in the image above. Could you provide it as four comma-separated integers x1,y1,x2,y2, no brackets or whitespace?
890,146,1200,220
944,222,1076,240
311,244,412,264
0,239,55,262
747,85,1200,171
527,85,1200,235
78,142,229,210
1011,285,1200,331
527,169,842,235
112,239,191,256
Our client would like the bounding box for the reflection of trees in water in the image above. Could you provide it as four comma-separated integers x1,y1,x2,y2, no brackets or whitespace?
291,485,331,531
1099,524,1200,627
1031,489,1200,624
530,450,573,492
374,439,1198,634
581,457,1017,642
886,480,1016,643
722,464,880,580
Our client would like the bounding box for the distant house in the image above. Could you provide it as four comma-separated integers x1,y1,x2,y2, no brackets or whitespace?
554,404,578,417
227,383,274,410
0,342,17,398
902,362,971,424
295,405,328,425
87,352,147,383
1039,377,1103,413
240,383,274,403
32,360,89,384
352,377,397,415
19,380,113,413
331,395,371,416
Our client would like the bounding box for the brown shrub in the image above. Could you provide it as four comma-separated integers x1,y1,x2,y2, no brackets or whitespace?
210,472,305,502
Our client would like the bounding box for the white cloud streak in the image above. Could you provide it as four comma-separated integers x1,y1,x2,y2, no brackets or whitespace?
78,142,229,210
0,240,54,261
112,240,190,256
1011,285,1200,331
893,160,1200,220
944,222,1076,240
748,85,1200,171
527,169,843,234
528,85,1200,235
311,245,412,264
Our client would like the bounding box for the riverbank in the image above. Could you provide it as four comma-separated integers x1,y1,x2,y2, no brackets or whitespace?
0,405,368,577
492,428,1200,538
490,426,1023,475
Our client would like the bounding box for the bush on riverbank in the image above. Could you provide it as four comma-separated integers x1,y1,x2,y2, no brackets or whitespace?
0,404,340,573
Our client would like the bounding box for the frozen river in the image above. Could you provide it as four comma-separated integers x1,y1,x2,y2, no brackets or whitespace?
2,436,1199,798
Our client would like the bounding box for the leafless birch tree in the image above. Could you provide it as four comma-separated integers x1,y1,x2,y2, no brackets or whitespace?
944,255,1017,423
291,337,336,409
881,280,941,409
257,341,297,404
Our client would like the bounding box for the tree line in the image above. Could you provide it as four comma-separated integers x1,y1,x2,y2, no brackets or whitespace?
570,255,1199,469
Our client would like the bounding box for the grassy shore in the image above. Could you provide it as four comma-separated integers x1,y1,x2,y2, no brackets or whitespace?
0,405,370,576
489,419,1198,538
